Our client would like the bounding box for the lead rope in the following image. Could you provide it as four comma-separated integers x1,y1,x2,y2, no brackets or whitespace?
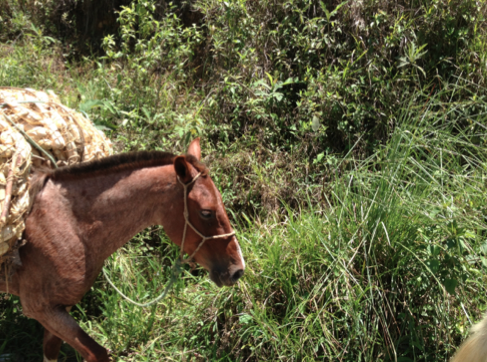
103,171,235,307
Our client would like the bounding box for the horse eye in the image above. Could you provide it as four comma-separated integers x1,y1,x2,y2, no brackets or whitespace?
200,210,213,219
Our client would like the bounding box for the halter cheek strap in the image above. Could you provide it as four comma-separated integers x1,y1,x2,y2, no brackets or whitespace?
178,172,236,263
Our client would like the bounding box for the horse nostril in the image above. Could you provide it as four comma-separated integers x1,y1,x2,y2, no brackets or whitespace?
231,269,244,282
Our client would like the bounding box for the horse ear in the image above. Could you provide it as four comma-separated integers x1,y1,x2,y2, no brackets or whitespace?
187,137,201,161
174,156,192,183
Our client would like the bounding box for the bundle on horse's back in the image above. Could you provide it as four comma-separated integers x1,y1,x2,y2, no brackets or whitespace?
0,87,112,271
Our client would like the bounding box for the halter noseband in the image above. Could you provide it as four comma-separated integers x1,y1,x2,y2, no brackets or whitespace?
178,172,236,263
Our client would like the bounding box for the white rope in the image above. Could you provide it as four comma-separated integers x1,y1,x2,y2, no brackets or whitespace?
102,259,181,308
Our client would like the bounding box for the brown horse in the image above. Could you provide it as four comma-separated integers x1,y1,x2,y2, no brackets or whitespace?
0,138,245,362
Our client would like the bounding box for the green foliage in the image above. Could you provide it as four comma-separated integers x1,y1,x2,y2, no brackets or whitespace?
195,0,487,154
4,0,484,157
3,0,487,213
0,0,31,41
102,0,203,79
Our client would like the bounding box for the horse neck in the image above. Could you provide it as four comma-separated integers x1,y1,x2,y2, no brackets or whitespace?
55,165,182,261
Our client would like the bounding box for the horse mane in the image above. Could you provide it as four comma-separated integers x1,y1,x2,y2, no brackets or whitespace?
29,151,208,202
49,151,176,180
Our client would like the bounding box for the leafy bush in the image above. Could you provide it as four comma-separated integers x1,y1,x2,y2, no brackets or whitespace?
2,0,487,217
5,0,484,154
198,0,487,153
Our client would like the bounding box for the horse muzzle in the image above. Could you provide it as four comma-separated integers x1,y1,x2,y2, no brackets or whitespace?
209,265,244,287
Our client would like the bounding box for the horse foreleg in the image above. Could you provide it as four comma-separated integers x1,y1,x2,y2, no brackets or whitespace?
42,306,73,362
32,305,109,362
43,328,62,362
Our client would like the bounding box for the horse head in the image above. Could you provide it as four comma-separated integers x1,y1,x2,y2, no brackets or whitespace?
170,138,245,287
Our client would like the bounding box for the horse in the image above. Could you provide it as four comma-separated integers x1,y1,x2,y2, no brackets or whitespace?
0,138,245,362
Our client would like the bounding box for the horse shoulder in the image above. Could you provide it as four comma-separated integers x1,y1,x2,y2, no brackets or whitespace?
19,180,91,305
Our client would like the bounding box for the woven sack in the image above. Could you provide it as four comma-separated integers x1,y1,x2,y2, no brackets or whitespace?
0,87,113,269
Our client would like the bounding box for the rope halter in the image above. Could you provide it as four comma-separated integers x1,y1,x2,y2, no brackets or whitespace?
102,169,237,308
178,172,236,263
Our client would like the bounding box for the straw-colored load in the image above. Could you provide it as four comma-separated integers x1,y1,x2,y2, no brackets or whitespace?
0,87,113,267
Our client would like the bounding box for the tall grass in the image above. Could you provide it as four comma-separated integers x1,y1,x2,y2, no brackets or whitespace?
209,89,487,361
